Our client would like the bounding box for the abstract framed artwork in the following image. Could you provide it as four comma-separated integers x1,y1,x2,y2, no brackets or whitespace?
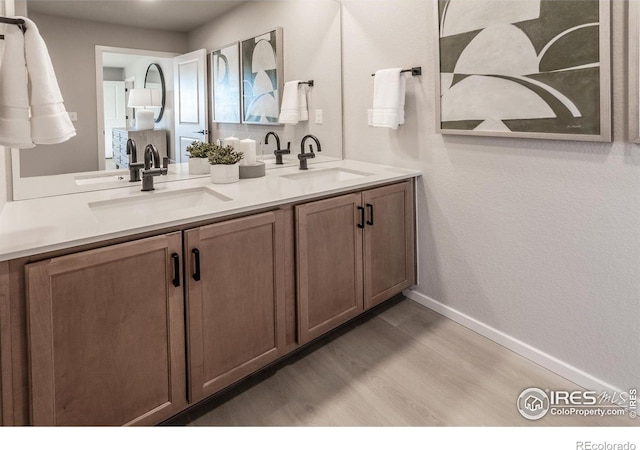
629,0,640,142
435,0,611,142
211,42,241,124
240,27,283,125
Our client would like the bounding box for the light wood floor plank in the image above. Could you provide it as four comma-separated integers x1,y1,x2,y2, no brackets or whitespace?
177,297,635,427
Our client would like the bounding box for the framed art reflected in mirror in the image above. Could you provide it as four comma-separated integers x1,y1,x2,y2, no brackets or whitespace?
211,42,241,124
241,27,283,125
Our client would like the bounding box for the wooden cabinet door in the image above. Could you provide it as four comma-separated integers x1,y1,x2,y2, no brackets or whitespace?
296,194,364,344
363,181,415,309
26,233,187,426
185,211,286,403
0,261,12,426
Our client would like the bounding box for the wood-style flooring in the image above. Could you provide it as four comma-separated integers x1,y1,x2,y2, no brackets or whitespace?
169,296,634,426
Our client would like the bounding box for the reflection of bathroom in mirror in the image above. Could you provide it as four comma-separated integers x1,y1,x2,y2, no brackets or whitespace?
99,48,176,171
12,0,343,200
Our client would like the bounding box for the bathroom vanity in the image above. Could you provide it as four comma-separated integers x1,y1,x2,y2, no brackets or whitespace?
0,160,419,426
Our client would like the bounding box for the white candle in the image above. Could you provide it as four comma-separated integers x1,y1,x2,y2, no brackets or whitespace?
222,136,239,150
239,138,256,166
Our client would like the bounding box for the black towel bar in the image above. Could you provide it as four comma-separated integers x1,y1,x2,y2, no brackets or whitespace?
0,16,27,39
298,80,314,87
370,67,422,77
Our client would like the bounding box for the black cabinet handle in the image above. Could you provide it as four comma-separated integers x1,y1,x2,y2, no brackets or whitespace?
357,206,365,229
366,203,374,226
171,253,180,287
192,248,201,281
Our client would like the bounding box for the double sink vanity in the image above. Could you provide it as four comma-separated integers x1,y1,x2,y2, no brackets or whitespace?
0,158,420,426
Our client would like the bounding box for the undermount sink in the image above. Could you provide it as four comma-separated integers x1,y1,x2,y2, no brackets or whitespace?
88,187,233,224
280,167,373,184
75,172,129,185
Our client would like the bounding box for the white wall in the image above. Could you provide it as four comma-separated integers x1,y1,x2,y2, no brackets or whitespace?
19,12,187,177
188,0,343,160
342,0,639,392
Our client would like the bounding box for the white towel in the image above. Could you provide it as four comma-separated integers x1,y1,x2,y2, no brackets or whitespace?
368,68,406,130
278,80,308,124
21,17,76,145
0,23,33,148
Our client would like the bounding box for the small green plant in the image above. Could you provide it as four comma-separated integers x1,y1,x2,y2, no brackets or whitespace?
208,144,244,165
185,141,214,159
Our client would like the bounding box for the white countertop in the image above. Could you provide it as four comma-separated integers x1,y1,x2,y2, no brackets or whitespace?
0,159,421,261
11,154,339,200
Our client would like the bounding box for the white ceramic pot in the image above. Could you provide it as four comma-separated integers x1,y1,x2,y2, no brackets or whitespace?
210,163,239,184
188,157,210,175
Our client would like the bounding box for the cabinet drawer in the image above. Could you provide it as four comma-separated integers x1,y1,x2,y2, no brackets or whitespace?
112,131,126,143
112,142,124,154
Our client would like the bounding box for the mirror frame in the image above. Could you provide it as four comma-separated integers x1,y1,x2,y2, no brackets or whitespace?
144,63,166,123
629,0,640,142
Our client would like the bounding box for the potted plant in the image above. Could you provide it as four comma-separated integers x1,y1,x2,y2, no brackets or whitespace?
208,144,244,183
186,141,214,175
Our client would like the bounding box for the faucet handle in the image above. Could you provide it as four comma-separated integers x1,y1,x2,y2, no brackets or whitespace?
128,162,144,183
162,156,169,170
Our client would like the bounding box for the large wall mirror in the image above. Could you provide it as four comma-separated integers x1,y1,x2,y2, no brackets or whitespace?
11,0,343,200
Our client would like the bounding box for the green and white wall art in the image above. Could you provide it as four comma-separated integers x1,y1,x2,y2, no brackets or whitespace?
436,0,611,142
241,28,283,125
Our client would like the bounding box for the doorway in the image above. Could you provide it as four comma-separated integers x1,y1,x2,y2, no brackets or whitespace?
95,46,178,171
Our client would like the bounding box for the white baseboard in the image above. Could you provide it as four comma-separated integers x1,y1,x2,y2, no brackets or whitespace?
402,288,621,395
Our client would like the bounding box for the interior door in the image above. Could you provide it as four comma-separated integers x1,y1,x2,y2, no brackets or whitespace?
173,49,208,164
103,81,126,159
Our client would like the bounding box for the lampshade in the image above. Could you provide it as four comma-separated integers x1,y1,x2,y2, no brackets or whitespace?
128,88,160,130
128,88,160,108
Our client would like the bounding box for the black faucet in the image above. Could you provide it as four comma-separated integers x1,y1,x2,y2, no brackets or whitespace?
126,139,143,182
298,134,321,170
140,144,168,191
265,131,290,165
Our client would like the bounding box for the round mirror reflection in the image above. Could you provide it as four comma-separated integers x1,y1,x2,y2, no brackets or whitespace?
144,63,165,122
